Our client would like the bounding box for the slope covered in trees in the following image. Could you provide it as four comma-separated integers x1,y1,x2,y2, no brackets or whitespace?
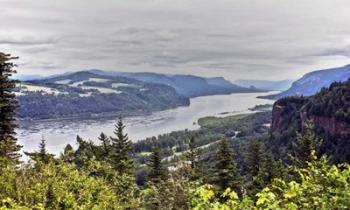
270,78,350,163
16,72,190,119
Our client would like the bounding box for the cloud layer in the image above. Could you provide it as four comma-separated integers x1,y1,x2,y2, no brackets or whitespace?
1,0,350,80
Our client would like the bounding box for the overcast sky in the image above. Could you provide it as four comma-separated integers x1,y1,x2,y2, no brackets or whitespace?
1,0,350,80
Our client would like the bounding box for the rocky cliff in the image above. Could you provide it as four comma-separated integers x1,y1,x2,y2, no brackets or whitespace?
271,79,350,137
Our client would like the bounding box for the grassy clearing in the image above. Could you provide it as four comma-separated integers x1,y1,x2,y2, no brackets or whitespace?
197,114,249,128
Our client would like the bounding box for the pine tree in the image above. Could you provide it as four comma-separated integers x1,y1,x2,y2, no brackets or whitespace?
38,137,53,163
292,120,321,168
62,144,74,162
75,135,94,167
147,147,168,183
0,52,22,163
109,117,133,175
184,136,202,180
246,139,275,196
246,139,266,178
25,137,53,164
98,132,110,157
45,183,55,208
212,138,239,191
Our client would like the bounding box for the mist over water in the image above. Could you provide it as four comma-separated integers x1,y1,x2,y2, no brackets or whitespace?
17,92,276,155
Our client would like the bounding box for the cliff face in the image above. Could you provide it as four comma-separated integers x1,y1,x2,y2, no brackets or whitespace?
301,113,350,137
271,104,284,131
271,99,350,138
271,78,350,138
270,96,307,133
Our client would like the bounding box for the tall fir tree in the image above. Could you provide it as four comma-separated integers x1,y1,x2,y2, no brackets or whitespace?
246,139,266,178
147,147,168,183
212,138,240,191
98,132,111,157
0,52,22,163
246,139,278,197
292,120,321,168
25,137,53,164
62,144,74,163
183,136,202,180
109,117,133,175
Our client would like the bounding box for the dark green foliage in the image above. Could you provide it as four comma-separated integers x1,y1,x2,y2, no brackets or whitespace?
62,144,74,162
305,80,350,122
292,121,321,168
74,135,95,167
212,138,239,191
0,52,22,163
183,136,202,180
98,132,110,157
147,147,168,183
109,118,134,175
246,139,266,178
245,139,287,197
45,183,55,209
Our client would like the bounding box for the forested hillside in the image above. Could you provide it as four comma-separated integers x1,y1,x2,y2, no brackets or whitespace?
270,78,350,163
15,72,189,119
1,53,350,209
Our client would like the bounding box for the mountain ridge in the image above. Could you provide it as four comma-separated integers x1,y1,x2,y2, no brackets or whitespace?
85,69,264,97
263,64,350,99
17,69,266,98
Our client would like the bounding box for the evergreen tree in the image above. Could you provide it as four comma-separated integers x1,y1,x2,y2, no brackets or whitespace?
147,147,168,183
246,139,266,178
45,183,55,208
25,137,53,164
75,135,94,167
246,139,283,197
292,120,321,168
109,117,133,175
0,52,22,163
212,138,239,191
184,136,202,180
98,132,110,157
62,144,74,163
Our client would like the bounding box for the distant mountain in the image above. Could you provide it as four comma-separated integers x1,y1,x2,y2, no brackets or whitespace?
16,72,189,119
234,79,293,91
13,74,46,81
263,64,350,99
88,69,264,97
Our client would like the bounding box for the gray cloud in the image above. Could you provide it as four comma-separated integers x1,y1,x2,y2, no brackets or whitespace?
1,0,350,80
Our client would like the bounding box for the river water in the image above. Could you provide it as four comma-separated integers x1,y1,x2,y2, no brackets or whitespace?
16,92,275,154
